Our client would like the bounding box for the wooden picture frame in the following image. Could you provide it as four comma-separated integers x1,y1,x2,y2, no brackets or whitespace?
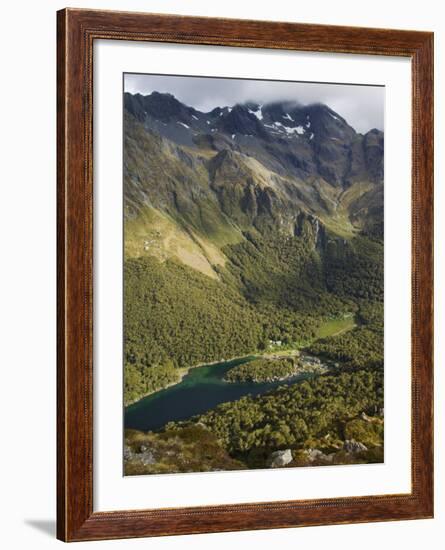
57,8,434,542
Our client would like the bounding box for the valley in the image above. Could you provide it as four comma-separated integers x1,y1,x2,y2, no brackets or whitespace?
122,88,384,475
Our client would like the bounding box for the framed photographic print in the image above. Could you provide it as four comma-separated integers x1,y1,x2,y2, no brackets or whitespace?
57,8,434,542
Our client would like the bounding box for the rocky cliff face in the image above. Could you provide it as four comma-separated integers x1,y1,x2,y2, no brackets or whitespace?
123,91,383,275
124,92,383,185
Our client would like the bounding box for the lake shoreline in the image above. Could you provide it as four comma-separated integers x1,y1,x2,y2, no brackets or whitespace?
125,315,356,408
124,354,258,407
124,352,336,432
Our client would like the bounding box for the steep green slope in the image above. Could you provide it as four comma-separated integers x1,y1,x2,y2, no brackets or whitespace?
124,256,261,404
124,252,329,404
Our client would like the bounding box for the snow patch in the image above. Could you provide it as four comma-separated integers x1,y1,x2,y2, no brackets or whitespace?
283,113,294,122
329,112,340,121
306,121,311,128
177,122,190,129
248,105,263,120
274,121,305,135
192,115,198,120
310,133,314,140
231,134,236,139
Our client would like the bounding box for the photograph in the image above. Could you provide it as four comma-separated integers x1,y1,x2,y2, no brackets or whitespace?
1,1,438,546
123,73,385,475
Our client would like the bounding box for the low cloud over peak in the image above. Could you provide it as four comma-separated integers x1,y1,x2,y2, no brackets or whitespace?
125,73,384,134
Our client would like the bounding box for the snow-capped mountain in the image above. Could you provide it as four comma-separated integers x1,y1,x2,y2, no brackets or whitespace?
123,91,384,278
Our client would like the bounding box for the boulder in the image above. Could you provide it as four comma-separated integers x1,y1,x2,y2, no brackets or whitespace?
343,439,368,453
269,449,293,468
132,443,156,466
306,448,325,462
305,448,335,462
140,450,156,466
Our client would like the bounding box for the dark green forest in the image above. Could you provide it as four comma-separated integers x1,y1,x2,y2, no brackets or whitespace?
180,368,383,462
124,228,384,471
223,357,299,383
308,301,383,370
125,367,383,474
124,230,382,405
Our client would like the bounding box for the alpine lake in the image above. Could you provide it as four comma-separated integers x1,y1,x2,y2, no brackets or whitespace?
124,315,356,432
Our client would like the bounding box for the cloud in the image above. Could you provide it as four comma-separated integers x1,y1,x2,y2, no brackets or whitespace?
125,73,384,134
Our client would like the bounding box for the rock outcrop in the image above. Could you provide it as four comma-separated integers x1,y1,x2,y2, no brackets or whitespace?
343,439,368,453
269,449,293,468
124,443,156,466
124,91,384,243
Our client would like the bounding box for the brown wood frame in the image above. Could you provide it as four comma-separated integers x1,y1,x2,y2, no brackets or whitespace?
57,8,434,542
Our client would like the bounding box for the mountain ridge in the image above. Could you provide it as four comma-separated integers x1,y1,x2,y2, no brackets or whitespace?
124,91,383,278
124,91,383,189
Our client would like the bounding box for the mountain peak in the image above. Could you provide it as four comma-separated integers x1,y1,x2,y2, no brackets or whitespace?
124,91,198,124
216,104,269,138
124,91,383,188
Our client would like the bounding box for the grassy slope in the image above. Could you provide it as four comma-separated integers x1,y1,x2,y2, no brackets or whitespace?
125,205,228,280
124,114,244,278
315,315,356,339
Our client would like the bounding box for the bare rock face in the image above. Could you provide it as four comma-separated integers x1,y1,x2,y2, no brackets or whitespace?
140,452,156,466
124,91,384,237
269,449,293,468
343,439,368,453
123,445,134,461
124,443,156,466
138,445,156,466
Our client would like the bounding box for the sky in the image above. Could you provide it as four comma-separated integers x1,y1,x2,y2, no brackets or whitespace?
125,73,384,134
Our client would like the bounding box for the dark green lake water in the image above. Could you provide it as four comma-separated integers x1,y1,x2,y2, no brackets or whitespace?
125,355,315,432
